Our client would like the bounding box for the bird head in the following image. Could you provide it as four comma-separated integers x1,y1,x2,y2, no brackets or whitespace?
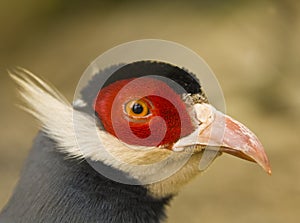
11,60,271,198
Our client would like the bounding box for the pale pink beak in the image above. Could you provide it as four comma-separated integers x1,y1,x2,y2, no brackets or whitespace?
173,104,271,175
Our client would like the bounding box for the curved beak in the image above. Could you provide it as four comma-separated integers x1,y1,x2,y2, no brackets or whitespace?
173,103,271,175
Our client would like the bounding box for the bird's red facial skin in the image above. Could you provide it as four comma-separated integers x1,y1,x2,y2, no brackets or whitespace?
94,78,195,147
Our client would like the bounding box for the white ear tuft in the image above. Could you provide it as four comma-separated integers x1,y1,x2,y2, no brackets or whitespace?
9,68,83,158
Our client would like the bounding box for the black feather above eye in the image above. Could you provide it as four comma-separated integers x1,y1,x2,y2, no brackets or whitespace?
79,61,203,118
101,61,201,95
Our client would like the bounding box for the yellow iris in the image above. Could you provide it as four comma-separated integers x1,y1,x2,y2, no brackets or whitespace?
125,99,149,118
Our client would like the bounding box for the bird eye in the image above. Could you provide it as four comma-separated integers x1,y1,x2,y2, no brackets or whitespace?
125,99,149,117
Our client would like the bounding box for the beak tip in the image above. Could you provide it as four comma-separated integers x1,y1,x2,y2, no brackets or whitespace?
259,152,272,175
258,157,271,175
265,165,272,175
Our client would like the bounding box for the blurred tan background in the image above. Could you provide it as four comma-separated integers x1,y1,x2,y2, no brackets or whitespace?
0,0,299,222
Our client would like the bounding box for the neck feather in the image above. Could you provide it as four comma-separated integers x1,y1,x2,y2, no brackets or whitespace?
0,132,171,223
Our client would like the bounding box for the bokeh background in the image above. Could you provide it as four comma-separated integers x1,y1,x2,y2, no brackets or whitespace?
0,0,299,222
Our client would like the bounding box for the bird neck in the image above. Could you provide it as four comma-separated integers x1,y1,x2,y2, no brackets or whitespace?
0,132,172,223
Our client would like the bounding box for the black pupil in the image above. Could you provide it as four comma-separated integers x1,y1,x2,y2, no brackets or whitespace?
132,103,144,114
